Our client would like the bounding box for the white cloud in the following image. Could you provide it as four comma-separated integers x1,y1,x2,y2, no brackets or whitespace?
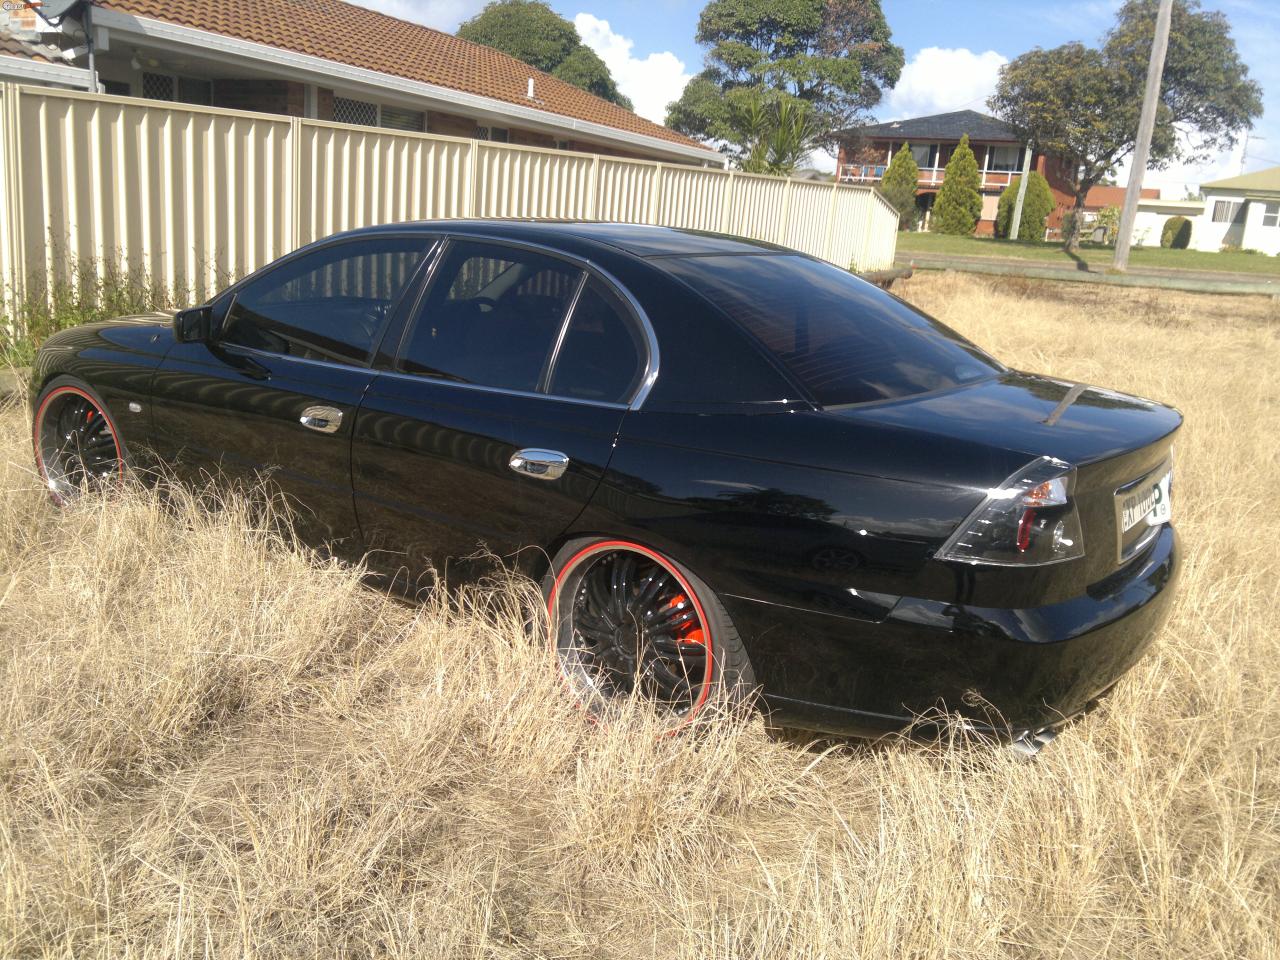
573,12,691,124
881,47,1008,121
356,0,487,32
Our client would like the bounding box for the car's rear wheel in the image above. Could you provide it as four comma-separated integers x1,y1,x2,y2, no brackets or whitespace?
544,538,756,728
32,378,125,505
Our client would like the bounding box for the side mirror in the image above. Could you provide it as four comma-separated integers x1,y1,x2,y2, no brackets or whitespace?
173,305,213,343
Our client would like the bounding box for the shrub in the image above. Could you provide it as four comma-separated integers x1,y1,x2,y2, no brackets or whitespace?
879,143,920,230
995,171,1054,240
1161,216,1192,249
930,134,983,235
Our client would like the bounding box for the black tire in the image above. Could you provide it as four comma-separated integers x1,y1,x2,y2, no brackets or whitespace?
32,376,127,505
543,537,757,727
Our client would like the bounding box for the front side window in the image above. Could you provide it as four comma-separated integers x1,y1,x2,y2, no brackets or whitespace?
400,241,583,392
547,278,646,404
660,254,1003,407
221,237,432,364
1263,202,1279,228
1213,200,1242,223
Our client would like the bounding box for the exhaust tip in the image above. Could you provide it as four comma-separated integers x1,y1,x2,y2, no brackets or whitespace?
1009,727,1058,759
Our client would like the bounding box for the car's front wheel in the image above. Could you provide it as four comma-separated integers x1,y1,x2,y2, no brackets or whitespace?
32,377,126,505
544,538,756,728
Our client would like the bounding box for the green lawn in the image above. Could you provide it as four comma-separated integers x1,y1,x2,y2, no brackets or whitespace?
896,231,1280,276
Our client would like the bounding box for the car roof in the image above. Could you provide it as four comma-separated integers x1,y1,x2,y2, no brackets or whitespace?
350,219,791,259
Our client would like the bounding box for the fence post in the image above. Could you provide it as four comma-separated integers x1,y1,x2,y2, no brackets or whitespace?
822,180,839,263
778,177,793,245
719,170,735,234
0,82,26,323
589,154,600,221
288,117,302,253
648,163,663,224
466,141,480,218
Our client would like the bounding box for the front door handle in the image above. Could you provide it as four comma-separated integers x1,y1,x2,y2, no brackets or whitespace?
299,405,343,434
509,448,569,480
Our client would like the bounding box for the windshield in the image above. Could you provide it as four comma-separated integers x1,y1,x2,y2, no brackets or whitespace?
660,254,1003,406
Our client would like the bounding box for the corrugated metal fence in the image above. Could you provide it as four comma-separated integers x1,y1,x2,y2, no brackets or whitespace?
0,82,898,317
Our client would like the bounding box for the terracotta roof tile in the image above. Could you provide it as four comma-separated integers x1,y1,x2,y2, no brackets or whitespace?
0,26,53,63
96,0,709,152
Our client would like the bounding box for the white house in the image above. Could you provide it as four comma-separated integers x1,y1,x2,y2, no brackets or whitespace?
1190,167,1280,255
1131,198,1205,248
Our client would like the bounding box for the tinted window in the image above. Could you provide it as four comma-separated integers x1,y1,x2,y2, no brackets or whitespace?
400,241,583,392
660,254,1002,406
222,237,430,364
547,278,646,404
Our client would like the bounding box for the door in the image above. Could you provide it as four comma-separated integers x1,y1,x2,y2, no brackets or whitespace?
151,235,436,555
352,239,648,588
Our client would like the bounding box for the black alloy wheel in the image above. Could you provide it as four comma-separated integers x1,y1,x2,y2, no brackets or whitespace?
548,540,738,723
33,382,123,504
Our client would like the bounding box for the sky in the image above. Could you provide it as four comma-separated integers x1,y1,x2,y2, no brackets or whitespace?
363,0,1279,196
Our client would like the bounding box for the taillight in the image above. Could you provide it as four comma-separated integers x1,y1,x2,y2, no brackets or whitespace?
936,457,1085,566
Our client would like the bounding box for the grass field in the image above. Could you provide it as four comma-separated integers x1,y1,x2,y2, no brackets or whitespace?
2,273,1278,958
897,231,1280,275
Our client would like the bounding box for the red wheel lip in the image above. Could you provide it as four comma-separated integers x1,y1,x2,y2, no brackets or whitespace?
548,539,716,728
32,384,124,505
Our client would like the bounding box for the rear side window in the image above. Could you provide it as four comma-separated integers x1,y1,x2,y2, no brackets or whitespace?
401,241,583,392
660,254,1002,406
222,237,430,364
547,278,646,404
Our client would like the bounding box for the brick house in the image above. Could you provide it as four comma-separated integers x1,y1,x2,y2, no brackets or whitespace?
838,110,1157,237
0,0,720,165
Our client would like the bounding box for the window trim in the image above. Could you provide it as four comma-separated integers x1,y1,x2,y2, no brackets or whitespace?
212,233,442,370
388,234,659,409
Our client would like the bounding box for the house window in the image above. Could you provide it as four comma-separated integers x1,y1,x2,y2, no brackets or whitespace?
555,139,571,151
379,106,425,132
334,96,379,127
909,143,933,169
101,79,130,97
1263,202,1279,228
1212,200,1242,223
988,145,1021,172
177,77,212,106
475,126,510,143
142,72,176,102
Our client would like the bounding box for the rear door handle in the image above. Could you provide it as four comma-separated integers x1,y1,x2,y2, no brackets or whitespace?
299,405,343,434
509,448,569,480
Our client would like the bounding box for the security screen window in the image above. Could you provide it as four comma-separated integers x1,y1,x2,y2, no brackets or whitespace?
662,254,1003,407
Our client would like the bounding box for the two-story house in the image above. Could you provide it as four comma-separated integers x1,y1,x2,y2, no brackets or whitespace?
837,109,1157,238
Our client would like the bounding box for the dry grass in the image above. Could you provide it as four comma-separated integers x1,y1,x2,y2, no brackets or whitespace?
2,272,1278,958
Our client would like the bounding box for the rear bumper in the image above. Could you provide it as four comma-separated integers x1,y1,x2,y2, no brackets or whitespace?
732,525,1179,739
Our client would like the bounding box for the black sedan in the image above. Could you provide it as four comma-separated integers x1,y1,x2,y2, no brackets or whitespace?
30,221,1181,746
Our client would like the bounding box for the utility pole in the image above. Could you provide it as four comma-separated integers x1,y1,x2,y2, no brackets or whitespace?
1008,143,1035,241
1114,0,1174,271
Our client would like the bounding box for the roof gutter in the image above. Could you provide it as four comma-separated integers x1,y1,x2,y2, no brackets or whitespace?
90,8,724,165
0,52,93,88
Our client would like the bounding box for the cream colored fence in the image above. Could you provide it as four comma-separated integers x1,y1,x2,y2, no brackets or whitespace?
0,82,898,316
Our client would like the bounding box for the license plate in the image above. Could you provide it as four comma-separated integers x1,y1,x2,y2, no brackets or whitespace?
1121,470,1172,533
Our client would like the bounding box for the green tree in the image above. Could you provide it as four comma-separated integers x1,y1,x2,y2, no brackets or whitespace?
879,143,919,228
666,0,904,153
552,46,633,110
733,93,822,175
458,0,633,110
995,171,1054,240
931,135,982,235
989,0,1262,249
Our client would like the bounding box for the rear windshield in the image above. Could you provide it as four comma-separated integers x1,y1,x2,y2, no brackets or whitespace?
660,254,1002,406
